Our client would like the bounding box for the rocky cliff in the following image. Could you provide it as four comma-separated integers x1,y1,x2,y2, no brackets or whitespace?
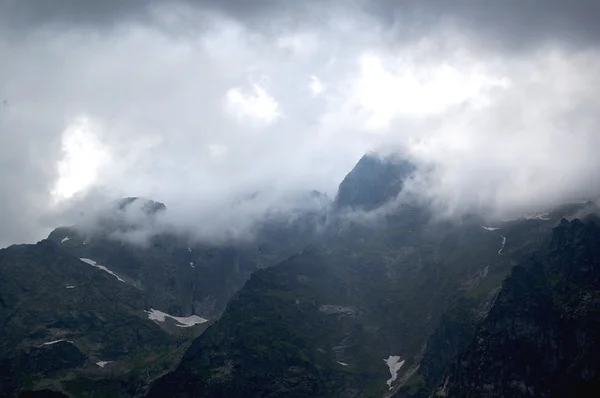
437,217,600,397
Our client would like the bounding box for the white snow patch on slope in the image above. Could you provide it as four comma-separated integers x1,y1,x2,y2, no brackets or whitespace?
96,361,112,367
337,361,349,366
188,247,192,252
482,226,499,231
190,261,194,268
384,355,405,390
38,339,73,347
40,339,65,346
80,258,125,282
61,236,71,243
144,308,208,328
524,212,551,220
66,285,75,289
498,236,507,255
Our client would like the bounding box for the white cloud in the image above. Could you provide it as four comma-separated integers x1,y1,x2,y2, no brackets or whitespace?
52,116,110,201
276,32,319,57
1,5,600,246
349,51,510,130
309,75,324,96
208,144,228,158
224,83,281,127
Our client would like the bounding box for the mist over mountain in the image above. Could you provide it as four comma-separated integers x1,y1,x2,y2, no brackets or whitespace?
0,149,599,397
1,0,600,397
2,0,600,247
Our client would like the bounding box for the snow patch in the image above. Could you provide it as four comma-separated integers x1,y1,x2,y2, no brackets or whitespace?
482,226,499,231
498,236,507,255
188,247,192,252
96,361,112,367
524,212,551,220
38,339,73,347
66,285,75,289
337,361,349,366
61,236,71,243
384,355,405,390
40,339,65,346
144,308,208,328
80,258,125,282
190,261,194,268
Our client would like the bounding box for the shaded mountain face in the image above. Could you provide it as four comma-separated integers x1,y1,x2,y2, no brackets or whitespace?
0,240,179,397
86,197,168,234
47,196,325,320
116,197,166,215
436,217,600,398
2,152,598,397
147,197,579,397
0,195,328,397
333,154,415,212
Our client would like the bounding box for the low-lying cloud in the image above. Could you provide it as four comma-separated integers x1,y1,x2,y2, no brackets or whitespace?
1,0,599,247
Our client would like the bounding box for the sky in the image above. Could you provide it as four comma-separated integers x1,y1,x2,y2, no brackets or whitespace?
1,0,600,247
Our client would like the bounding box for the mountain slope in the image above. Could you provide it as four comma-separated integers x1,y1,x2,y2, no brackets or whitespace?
437,217,600,397
48,197,324,320
147,198,570,397
333,153,414,211
0,239,182,397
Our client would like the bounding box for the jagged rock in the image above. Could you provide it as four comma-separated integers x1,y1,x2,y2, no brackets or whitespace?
438,217,600,397
333,153,415,211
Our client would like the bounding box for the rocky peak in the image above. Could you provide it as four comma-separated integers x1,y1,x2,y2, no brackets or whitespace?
333,153,415,211
116,197,166,216
438,217,600,397
93,197,166,234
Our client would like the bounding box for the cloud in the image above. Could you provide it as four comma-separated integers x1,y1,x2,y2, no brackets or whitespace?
3,1,600,51
52,116,112,201
0,1,599,247
225,83,281,127
309,76,324,96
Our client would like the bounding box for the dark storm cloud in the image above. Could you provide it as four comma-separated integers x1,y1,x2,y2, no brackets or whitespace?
2,0,600,50
367,0,600,50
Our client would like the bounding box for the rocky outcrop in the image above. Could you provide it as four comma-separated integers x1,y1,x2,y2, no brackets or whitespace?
147,201,567,397
438,217,600,397
0,239,174,397
333,153,415,211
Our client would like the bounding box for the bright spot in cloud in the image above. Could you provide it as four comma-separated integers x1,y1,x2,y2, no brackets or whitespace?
353,53,509,130
276,33,319,57
52,116,110,201
309,75,325,96
225,83,281,126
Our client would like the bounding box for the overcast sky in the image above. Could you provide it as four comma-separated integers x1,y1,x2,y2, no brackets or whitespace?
1,0,599,247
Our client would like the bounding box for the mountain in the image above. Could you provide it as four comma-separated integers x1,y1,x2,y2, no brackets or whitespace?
2,154,598,397
0,196,325,396
333,153,415,211
147,162,579,397
0,239,180,397
435,217,600,397
48,197,322,320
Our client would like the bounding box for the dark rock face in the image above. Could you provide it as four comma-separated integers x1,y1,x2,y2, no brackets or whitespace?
48,210,321,320
438,217,600,397
18,390,69,398
116,197,166,215
13,341,86,375
3,152,598,397
0,240,173,397
333,154,415,211
147,201,569,397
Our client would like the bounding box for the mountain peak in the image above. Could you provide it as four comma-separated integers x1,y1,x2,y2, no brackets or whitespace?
115,197,166,216
333,153,415,211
